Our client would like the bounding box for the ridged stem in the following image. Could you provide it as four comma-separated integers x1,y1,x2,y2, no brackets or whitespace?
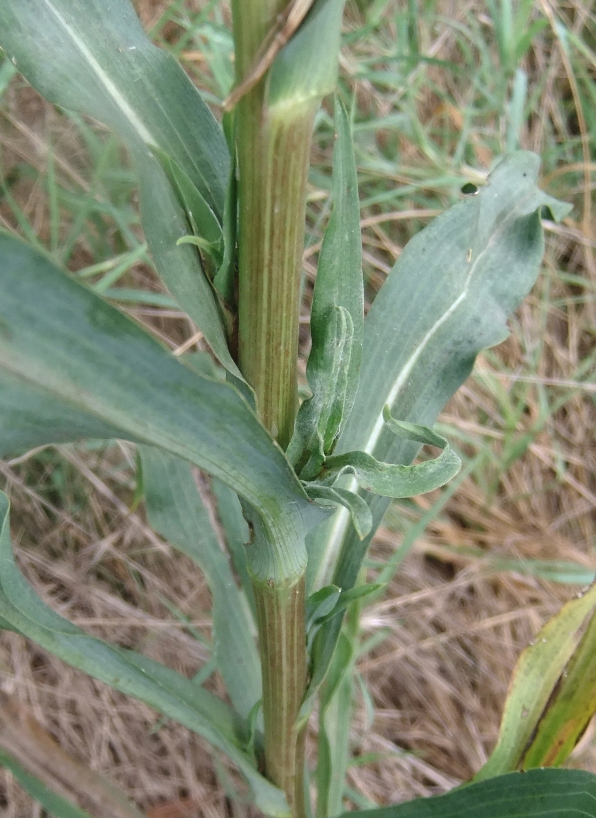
232,0,316,448
252,576,307,813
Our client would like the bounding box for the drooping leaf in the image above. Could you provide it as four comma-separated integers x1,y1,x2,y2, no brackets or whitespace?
0,233,325,576
140,447,261,720
317,431,460,498
475,582,596,779
340,769,596,818
0,492,289,818
304,484,372,540
288,99,363,475
0,0,241,375
309,152,572,593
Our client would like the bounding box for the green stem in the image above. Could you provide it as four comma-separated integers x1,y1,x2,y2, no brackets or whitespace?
231,0,316,448
253,576,307,813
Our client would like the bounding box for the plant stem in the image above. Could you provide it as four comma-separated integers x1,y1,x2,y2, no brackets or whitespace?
253,576,307,813
231,0,315,448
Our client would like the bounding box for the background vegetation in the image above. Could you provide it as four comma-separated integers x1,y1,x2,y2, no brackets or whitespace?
0,0,594,815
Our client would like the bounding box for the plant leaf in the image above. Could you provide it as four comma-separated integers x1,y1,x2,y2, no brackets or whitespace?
0,0,227,216
0,492,289,818
288,100,363,475
139,447,261,720
0,0,241,376
0,232,325,580
310,152,572,592
211,479,256,611
155,149,224,265
522,602,596,768
316,631,354,818
0,748,94,818
304,485,372,540
318,437,460,498
0,691,147,818
475,582,596,779
339,769,596,818
268,0,345,110
134,149,239,375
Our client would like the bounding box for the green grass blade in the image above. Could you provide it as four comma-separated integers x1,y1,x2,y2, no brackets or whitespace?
0,749,94,818
287,100,363,474
475,583,596,780
140,446,261,720
339,769,596,818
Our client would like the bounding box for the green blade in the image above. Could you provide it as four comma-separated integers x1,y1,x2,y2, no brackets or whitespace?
474,582,596,778
0,0,240,375
310,151,571,591
0,232,325,579
339,769,596,818
0,493,289,818
268,0,345,109
0,0,227,215
140,446,261,720
288,100,363,475
0,749,94,818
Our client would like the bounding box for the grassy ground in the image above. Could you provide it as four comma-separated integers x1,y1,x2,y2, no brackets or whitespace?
1,0,595,815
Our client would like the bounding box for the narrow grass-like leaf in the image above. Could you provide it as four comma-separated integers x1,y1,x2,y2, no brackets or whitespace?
0,492,289,818
288,100,363,475
522,607,596,768
475,582,596,781
211,479,255,610
0,749,94,818
0,233,325,583
0,0,240,375
0,692,147,818
340,769,596,818
140,447,261,720
316,631,354,818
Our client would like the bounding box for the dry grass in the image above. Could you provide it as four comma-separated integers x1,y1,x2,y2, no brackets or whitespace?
1,0,595,815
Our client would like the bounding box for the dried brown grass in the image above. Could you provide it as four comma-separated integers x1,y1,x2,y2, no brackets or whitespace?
1,0,595,815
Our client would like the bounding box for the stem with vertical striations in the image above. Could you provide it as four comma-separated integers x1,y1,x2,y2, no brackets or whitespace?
231,3,318,813
252,576,307,812
231,0,316,449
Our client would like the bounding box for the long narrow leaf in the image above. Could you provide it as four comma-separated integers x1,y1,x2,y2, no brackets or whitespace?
140,447,261,720
0,492,289,818
475,582,596,779
288,100,363,475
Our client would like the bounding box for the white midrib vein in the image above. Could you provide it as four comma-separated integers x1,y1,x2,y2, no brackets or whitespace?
315,192,534,588
42,0,155,146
